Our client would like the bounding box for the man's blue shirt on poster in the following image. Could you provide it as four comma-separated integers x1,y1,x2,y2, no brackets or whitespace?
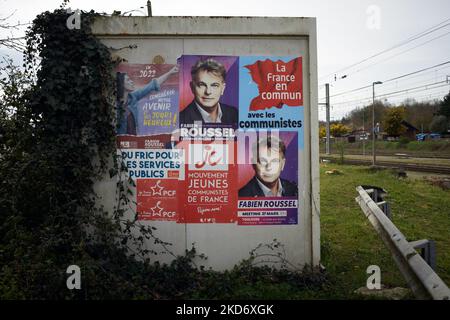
117,78,160,135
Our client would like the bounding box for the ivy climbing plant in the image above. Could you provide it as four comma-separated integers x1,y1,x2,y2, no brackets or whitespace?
0,7,179,299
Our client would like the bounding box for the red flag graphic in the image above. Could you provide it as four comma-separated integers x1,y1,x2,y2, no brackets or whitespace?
245,57,303,111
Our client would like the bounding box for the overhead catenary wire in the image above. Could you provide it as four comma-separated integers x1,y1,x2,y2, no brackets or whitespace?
319,90,449,121
319,30,450,97
330,81,450,106
331,72,450,103
332,91,448,119
318,16,450,82
333,83,449,107
319,60,450,100
387,91,449,104
349,30,450,76
386,64,450,85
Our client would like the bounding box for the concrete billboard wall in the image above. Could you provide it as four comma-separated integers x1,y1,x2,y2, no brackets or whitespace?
92,16,320,270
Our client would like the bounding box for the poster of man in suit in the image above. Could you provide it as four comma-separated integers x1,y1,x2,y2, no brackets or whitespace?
237,131,299,225
178,55,239,129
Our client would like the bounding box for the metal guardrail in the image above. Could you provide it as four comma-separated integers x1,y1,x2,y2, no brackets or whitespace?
355,185,450,300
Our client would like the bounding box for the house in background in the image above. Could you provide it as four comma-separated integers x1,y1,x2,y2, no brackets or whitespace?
401,120,419,140
347,129,369,143
381,120,419,141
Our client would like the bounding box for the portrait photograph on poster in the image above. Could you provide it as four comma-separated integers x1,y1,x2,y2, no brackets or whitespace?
178,55,239,129
115,63,179,138
237,131,299,225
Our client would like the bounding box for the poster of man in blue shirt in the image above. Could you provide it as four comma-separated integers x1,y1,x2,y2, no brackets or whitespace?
116,65,178,135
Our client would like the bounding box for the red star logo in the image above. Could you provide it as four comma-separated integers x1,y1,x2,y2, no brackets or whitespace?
150,201,164,217
151,180,164,196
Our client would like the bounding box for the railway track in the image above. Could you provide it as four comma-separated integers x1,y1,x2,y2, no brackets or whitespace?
320,150,450,159
321,156,450,175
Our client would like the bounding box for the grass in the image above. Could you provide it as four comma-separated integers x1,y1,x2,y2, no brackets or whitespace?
188,164,450,299
318,163,450,298
322,153,450,166
320,140,450,157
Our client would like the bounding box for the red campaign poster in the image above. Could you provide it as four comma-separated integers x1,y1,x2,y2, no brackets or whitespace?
117,143,184,221
137,179,179,221
178,140,238,223
115,63,182,221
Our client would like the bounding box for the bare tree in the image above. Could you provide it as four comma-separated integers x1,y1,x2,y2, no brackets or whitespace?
0,11,29,52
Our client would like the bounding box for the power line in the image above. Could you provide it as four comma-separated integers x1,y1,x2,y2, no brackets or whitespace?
326,89,449,114
372,79,450,99
331,81,450,106
387,91,448,104
386,64,450,84
349,30,450,76
320,62,450,100
341,83,449,106
384,61,450,83
320,84,372,100
331,73,449,103
344,84,449,107
334,91,447,120
318,16,450,82
319,60,450,100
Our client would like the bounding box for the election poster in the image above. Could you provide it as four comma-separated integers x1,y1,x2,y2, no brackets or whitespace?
237,131,299,225
115,55,303,225
236,55,303,225
177,140,238,223
116,63,182,221
116,63,179,148
176,55,239,223
178,55,239,130
238,56,304,149
119,148,184,221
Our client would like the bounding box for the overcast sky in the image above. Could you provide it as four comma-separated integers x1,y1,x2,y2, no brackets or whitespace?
2,0,450,120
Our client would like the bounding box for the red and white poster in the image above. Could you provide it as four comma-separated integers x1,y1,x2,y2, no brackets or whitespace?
118,147,184,221
137,178,179,221
178,140,238,223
